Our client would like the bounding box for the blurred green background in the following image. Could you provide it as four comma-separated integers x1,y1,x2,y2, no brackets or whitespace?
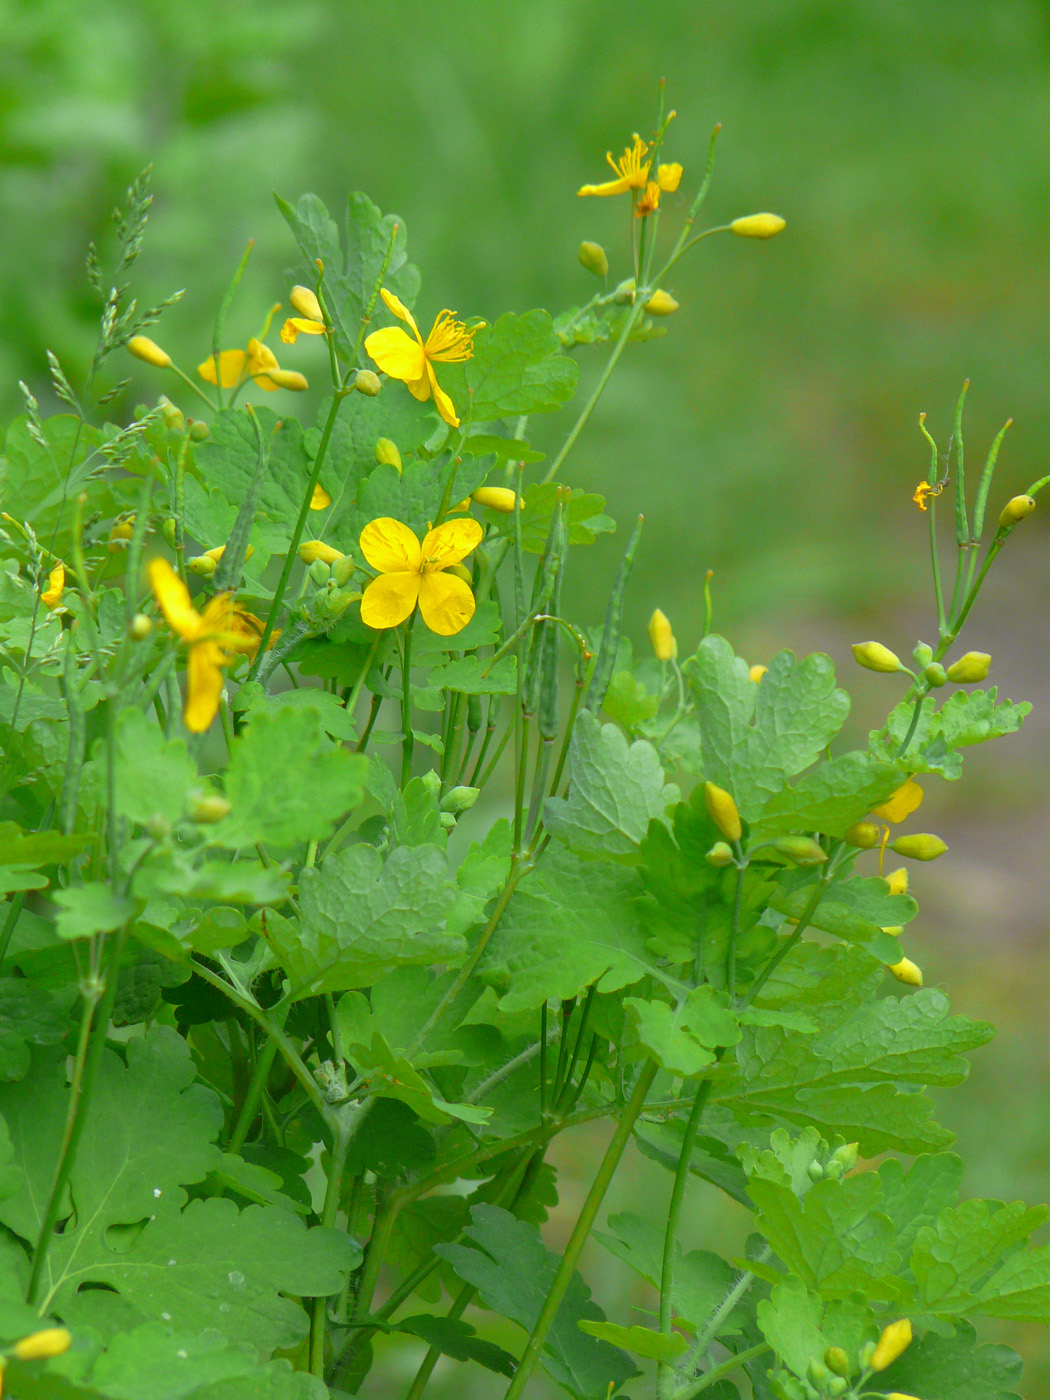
4,0,1049,1390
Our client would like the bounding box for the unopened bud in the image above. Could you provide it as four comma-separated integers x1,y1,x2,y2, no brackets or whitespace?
187,554,218,577
289,285,324,322
705,841,734,868
162,518,177,547
913,642,934,667
806,1361,827,1386
189,420,210,441
355,369,382,396
159,396,186,432
128,335,171,368
128,613,152,641
578,240,609,277
890,833,948,861
826,1380,848,1397
730,213,786,239
871,1319,913,1371
806,1160,824,1181
889,957,923,987
203,543,253,564
298,540,344,566
375,438,402,472
439,811,457,831
830,1141,858,1172
946,650,991,683
644,289,679,316
886,1394,922,1400
145,813,171,841
844,821,880,849
703,781,742,842
308,558,332,586
882,926,904,937
331,555,356,587
266,368,309,392
772,834,828,866
924,662,947,687
12,1328,72,1361
471,486,519,513
648,608,677,661
749,664,767,682
999,494,1035,526
613,276,637,304
314,584,353,622
823,1347,851,1378
311,483,331,510
191,794,231,824
440,785,480,816
858,1341,876,1369
852,641,903,673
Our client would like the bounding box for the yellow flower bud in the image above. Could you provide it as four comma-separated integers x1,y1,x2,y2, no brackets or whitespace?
852,641,903,673
187,554,218,577
648,608,677,661
889,958,923,987
578,241,609,278
265,368,309,392
749,664,767,683
887,1394,923,1400
871,1319,913,1371
289,285,324,322
945,651,991,684
128,335,172,368
730,213,786,239
644,289,679,317
298,540,345,566
311,484,331,510
890,833,948,861
705,841,734,867
191,794,232,824
128,613,152,641
375,438,402,472
107,518,135,553
355,369,382,396
823,1346,851,1378
471,486,519,513
884,866,908,896
12,1327,73,1361
844,821,880,849
203,544,254,564
449,498,471,512
703,781,742,843
999,494,1035,526
872,777,923,824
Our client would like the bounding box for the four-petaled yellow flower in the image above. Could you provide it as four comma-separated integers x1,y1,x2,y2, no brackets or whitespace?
364,289,479,428
359,517,482,636
148,558,235,732
578,134,683,201
198,338,306,393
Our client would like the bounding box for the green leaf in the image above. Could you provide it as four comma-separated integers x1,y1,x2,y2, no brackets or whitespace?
517,483,615,552
114,709,196,827
428,655,518,696
0,823,89,869
602,672,660,729
877,1153,964,1256
624,986,740,1077
233,683,357,741
912,1196,1050,1318
753,751,905,838
873,688,1031,780
770,874,917,962
52,883,138,940
395,1315,517,1378
193,409,314,556
436,1204,636,1399
875,1320,1022,1400
213,704,367,848
543,713,678,858
757,1275,828,1380
577,1321,688,1362
438,311,578,419
593,1212,737,1330
0,979,70,1079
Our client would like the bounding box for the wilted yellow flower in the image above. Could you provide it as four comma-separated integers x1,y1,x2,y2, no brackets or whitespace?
227,609,279,658
311,484,332,510
148,558,235,733
578,134,682,199
41,562,65,610
871,1319,913,1371
913,479,937,512
198,338,298,393
359,516,482,636
364,289,479,428
872,777,923,824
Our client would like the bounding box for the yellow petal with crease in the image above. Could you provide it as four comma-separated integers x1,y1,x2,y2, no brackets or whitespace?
148,558,201,640
359,518,423,573
364,325,428,383
311,484,331,510
361,572,420,630
657,162,683,192
184,639,226,732
198,349,247,388
872,778,924,824
577,176,635,197
421,518,483,570
425,362,460,426
379,287,423,342
418,571,475,636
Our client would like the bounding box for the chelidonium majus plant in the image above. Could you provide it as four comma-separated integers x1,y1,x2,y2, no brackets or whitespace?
0,99,1047,1400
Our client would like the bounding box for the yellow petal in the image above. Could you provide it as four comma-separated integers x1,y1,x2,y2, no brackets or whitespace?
657,162,683,192
421,517,483,570
41,562,65,609
577,176,635,197
198,349,248,388
379,287,423,343
311,483,332,510
280,317,328,345
184,639,226,732
148,557,201,640
872,778,924,824
406,364,437,402
425,362,460,427
418,571,475,636
360,571,421,630
364,325,428,384
359,518,423,574
247,338,279,373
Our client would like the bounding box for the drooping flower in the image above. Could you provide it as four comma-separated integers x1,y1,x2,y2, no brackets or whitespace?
364,289,480,428
148,558,235,732
281,285,328,344
912,478,945,512
41,562,65,610
578,134,683,200
359,516,482,636
197,338,306,393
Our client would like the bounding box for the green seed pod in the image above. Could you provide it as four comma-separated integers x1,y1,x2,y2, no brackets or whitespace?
188,419,210,441
890,833,948,861
844,821,881,849
852,641,903,673
705,841,734,868
704,781,742,842
999,494,1035,526
946,650,991,683
440,785,480,816
924,662,947,687
162,517,178,547
128,613,152,641
308,558,332,586
191,794,231,824
824,1347,851,1378
771,834,828,866
467,691,482,735
331,555,356,587
187,554,218,578
355,369,382,396
375,437,402,472
578,240,609,278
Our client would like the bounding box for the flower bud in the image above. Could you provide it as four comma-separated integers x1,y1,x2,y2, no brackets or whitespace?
355,369,382,396
889,957,923,987
806,1160,824,1181
890,833,948,861
145,813,171,841
946,650,991,684
912,642,934,667
644,289,679,316
191,794,231,824
375,438,402,472
578,240,609,278
187,554,218,577
613,276,637,305
290,285,324,322
772,835,828,866
128,613,152,641
703,781,742,842
858,1341,876,1369
830,1141,858,1172
331,555,356,587
648,608,677,661
128,335,171,368
871,1319,913,1371
440,785,481,816
705,841,734,867
314,584,353,622
159,396,186,433
749,664,767,683
203,543,253,565
471,486,519,513
806,1360,827,1385
730,213,786,239
298,540,344,566
823,1347,851,1378
439,811,458,831
162,518,177,547
852,641,903,673
884,866,908,896
999,494,1035,526
887,1394,922,1400
12,1327,72,1361
189,419,210,441
844,821,880,849
308,558,332,586
826,1380,848,1397
924,662,947,687
265,368,309,392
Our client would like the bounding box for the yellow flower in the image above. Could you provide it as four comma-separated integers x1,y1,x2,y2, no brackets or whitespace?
359,516,482,636
227,609,280,658
41,562,65,610
311,484,332,510
578,134,683,199
912,479,945,512
197,338,294,393
884,866,909,897
872,777,923,824
364,289,479,428
749,664,767,683
148,558,235,733
281,285,328,344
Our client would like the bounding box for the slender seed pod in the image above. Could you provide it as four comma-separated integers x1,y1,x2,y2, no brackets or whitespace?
852,641,903,673
467,691,482,736
946,651,991,683
127,335,172,368
583,515,643,712
730,213,786,239
871,1319,913,1371
999,494,1035,526
844,821,881,849
703,781,742,842
578,241,609,277
890,833,948,861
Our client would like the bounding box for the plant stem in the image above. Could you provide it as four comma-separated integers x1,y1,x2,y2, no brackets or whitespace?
726,851,745,1000
672,1342,771,1400
742,876,830,1008
895,693,926,760
657,1078,713,1396
310,1101,372,1378
227,1038,279,1154
677,1247,769,1387
400,616,415,787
